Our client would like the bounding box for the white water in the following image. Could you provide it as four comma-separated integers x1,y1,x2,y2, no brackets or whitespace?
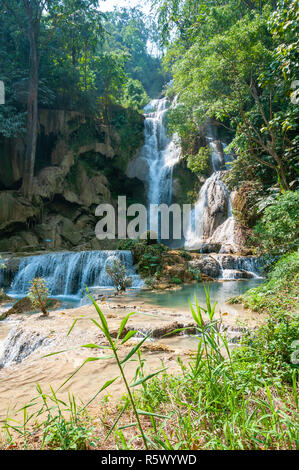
128,98,180,210
185,126,236,251
215,255,264,280
5,250,143,300
0,327,52,368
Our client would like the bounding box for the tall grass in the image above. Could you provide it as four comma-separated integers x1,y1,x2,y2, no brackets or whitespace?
2,287,298,450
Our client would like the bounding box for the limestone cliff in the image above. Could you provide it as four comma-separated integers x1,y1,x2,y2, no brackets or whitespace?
0,105,145,252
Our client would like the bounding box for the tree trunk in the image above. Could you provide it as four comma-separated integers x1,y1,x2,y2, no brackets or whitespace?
21,11,39,201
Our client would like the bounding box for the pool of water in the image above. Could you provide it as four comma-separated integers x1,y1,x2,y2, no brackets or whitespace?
1,279,263,314
132,279,263,311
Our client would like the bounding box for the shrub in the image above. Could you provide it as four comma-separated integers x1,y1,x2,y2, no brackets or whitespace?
28,278,49,316
170,276,182,285
241,249,299,314
253,191,299,253
105,258,132,292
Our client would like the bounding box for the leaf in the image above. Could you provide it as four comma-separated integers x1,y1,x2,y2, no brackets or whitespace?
120,334,151,364
105,401,129,441
121,330,137,344
81,343,110,350
136,409,170,419
130,368,167,387
118,422,138,430
67,318,79,336
57,356,113,391
117,312,135,340
42,348,72,358
87,294,110,337
82,376,119,410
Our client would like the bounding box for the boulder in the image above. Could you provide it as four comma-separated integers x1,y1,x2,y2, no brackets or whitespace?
60,217,82,246
0,296,62,321
0,192,40,233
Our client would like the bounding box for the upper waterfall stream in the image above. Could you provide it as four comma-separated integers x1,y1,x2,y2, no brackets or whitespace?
127,97,181,241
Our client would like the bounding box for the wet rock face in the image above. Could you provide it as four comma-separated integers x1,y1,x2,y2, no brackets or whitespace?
0,108,145,253
189,256,221,279
0,256,21,289
200,243,222,254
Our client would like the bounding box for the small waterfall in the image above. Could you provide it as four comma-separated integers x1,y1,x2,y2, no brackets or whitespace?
0,327,52,368
6,250,143,299
216,255,264,280
185,172,232,249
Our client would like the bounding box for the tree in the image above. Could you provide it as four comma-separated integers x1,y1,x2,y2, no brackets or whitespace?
122,78,149,110
253,191,299,252
159,2,298,190
1,1,50,200
187,146,210,176
103,7,166,97
1,0,103,200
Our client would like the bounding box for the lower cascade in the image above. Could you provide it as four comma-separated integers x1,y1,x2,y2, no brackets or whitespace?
2,250,143,299
185,125,238,253
189,254,264,281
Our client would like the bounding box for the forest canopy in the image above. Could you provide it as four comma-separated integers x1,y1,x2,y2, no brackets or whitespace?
0,1,166,199
153,0,299,193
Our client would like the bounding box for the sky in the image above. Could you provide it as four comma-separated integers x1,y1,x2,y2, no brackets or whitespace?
99,0,152,14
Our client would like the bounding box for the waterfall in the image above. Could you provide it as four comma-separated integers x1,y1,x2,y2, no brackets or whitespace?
142,98,180,207
185,126,236,252
6,250,143,299
127,97,180,213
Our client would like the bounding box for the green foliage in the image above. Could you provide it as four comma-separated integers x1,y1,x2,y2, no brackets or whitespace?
238,311,299,382
253,191,299,252
2,284,299,450
187,146,210,176
103,7,167,98
177,250,191,260
135,243,168,278
118,238,169,278
28,277,49,316
157,0,298,191
136,289,298,449
270,0,299,83
121,78,149,111
105,258,132,292
170,276,182,285
95,52,127,104
238,248,299,315
188,266,202,282
48,292,166,450
3,386,97,450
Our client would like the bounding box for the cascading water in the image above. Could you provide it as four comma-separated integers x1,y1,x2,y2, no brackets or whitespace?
216,254,264,280
5,250,143,300
185,126,236,252
127,97,180,223
184,125,264,279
